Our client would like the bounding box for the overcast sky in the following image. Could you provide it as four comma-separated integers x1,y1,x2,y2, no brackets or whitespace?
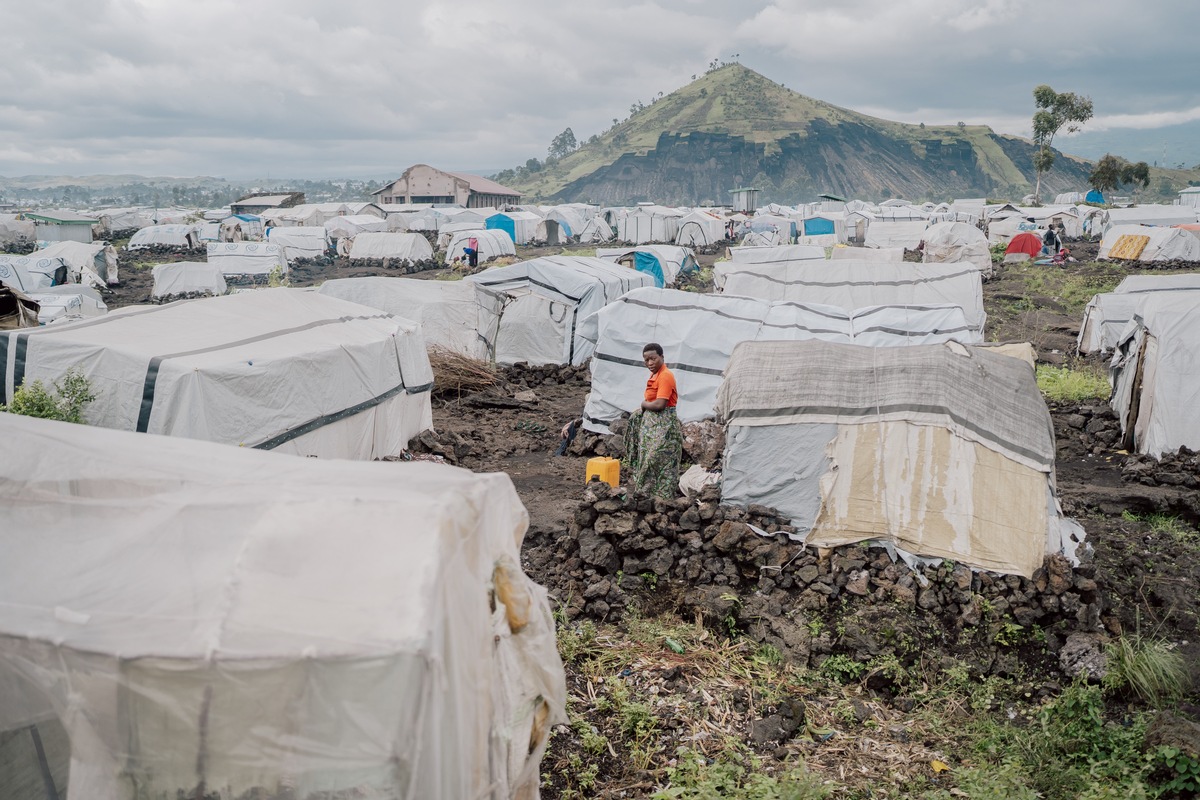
2,0,1197,180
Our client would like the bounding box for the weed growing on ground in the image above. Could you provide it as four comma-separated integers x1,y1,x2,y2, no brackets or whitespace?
1,369,95,424
652,747,829,799
1121,510,1200,548
1036,364,1110,402
1103,633,1190,706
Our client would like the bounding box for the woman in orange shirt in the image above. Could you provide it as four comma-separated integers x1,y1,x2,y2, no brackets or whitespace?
627,342,683,498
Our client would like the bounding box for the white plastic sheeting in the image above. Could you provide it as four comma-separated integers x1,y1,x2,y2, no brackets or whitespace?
0,412,565,800
25,285,107,325
38,241,119,287
1104,205,1197,231
579,287,979,433
466,256,654,366
127,224,201,250
0,214,35,247
0,254,68,292
1077,274,1200,354
1098,224,1200,262
714,245,826,289
347,232,434,263
0,289,433,459
922,221,992,277
616,206,682,244
577,216,616,243
447,229,516,263
830,246,904,262
864,220,928,249
265,225,330,260
675,210,725,247
318,276,489,358
326,214,389,238
596,245,697,287
206,242,287,276
151,261,229,298
1110,294,1200,457
717,340,1084,577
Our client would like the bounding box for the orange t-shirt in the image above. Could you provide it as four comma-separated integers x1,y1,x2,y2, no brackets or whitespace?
644,365,678,408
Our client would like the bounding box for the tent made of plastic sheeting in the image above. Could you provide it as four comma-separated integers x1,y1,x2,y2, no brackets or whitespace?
25,285,107,325
579,287,979,433
596,245,697,288
715,244,826,289
865,220,928,249
716,339,1084,577
872,205,928,221
675,210,725,247
0,254,68,292
830,246,904,262
0,411,565,800
127,224,202,250
740,229,782,247
206,241,287,276
800,214,842,239
616,205,682,244
0,214,35,247
95,207,156,233
151,261,228,299
1054,192,1086,205
347,232,434,263
37,241,119,287
719,259,987,335
578,215,616,243
537,207,586,244
1104,205,1197,231
922,221,993,277
1110,294,1200,457
1077,282,1200,355
1098,224,1200,262
465,256,655,366
0,283,39,329
325,214,389,239
447,229,515,264
318,276,490,358
0,289,433,459
265,225,330,260
486,211,541,245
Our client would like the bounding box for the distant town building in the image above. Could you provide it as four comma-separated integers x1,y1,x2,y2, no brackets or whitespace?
1179,186,1200,208
373,165,520,209
230,192,305,216
25,210,99,244
730,187,761,213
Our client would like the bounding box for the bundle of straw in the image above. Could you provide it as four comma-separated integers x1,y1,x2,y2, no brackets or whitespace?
427,345,499,396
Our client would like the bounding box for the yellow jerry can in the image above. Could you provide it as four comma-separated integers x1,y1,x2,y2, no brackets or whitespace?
585,456,620,487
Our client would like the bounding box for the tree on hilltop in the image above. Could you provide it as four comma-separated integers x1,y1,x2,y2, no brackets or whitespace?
548,127,578,161
1031,84,1093,201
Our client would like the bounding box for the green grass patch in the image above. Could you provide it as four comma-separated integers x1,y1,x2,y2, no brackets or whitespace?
1036,364,1110,402
1104,634,1190,707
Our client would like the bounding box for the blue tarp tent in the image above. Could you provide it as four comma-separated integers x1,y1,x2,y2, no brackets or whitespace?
634,251,665,287
803,217,836,236
1085,190,1105,205
485,213,516,242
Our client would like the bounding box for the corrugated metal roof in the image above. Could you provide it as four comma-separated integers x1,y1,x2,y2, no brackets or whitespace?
233,195,294,207
445,171,521,197
25,210,98,224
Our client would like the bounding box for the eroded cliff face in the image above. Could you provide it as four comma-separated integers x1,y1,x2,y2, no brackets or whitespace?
552,125,1092,205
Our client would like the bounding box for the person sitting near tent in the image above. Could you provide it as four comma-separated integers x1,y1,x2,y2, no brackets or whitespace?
1052,247,1075,265
626,343,683,498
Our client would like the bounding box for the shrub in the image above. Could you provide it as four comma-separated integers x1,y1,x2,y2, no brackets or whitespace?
1036,365,1110,402
1103,634,1189,706
1,369,95,424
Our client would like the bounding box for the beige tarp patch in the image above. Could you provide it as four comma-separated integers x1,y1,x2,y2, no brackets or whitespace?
809,421,1047,577
1109,234,1150,261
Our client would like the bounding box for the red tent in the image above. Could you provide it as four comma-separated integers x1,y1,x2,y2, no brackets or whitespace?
1006,231,1043,258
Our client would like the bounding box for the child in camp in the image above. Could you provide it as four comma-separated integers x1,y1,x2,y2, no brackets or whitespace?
626,343,683,498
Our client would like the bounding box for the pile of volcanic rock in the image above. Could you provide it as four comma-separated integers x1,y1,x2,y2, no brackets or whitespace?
334,257,441,274
1055,402,1123,455
547,481,1108,673
1122,446,1200,489
123,244,202,256
503,362,590,390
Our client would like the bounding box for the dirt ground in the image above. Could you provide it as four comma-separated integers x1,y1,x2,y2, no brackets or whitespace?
98,239,1200,797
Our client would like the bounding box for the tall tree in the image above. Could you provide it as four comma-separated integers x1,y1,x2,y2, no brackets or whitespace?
1088,154,1122,196
1031,84,1094,201
547,127,578,160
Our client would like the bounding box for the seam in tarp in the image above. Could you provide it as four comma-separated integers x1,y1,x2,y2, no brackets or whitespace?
251,381,432,450
727,266,980,287
594,351,725,377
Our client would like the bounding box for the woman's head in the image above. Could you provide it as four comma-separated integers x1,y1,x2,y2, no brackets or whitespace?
643,343,664,372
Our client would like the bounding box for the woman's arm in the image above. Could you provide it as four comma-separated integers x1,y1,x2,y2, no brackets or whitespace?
641,398,669,412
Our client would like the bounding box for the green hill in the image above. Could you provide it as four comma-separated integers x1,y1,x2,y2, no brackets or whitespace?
502,64,1100,204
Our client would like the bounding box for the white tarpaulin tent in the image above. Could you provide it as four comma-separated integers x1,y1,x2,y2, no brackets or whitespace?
922,221,993,277
127,224,201,250
0,289,433,459
265,225,330,260
447,229,515,263
714,245,826,289
675,210,725,247
579,287,978,433
716,339,1084,577
578,216,616,243
616,205,682,244
206,242,287,276
151,261,229,298
37,241,119,287
1078,273,1200,354
0,254,69,292
0,411,565,800
25,285,107,325
1104,205,1197,231
830,246,904,262
318,276,490,358
466,256,654,366
347,232,434,263
1110,294,1200,457
719,259,986,335
0,214,35,247
325,214,389,238
865,220,928,249
596,245,696,288
1098,224,1200,262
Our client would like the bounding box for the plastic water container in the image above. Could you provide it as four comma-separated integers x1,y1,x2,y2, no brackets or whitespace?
585,457,620,487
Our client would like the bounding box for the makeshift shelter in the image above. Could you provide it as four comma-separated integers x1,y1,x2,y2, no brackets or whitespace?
0,289,432,459
537,207,586,244
922,221,993,277
715,245,825,289
1004,231,1044,261
865,220,928,249
0,411,565,800
318,276,490,358
37,241,119,287
1110,294,1200,456
1078,275,1200,355
1098,224,1200,263
151,261,229,299
347,232,434,264
596,245,697,288
1104,205,1197,231
96,207,156,234
0,254,69,292
579,287,979,433
716,340,1083,577
718,259,986,335
206,242,287,276
25,285,107,325
830,246,903,262
265,225,330,260
325,214,389,239
0,214,36,248
485,211,540,245
447,229,515,264
616,205,682,244
0,283,39,329
1085,189,1105,204
675,210,725,247
127,224,201,250
465,256,654,366
577,215,616,243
